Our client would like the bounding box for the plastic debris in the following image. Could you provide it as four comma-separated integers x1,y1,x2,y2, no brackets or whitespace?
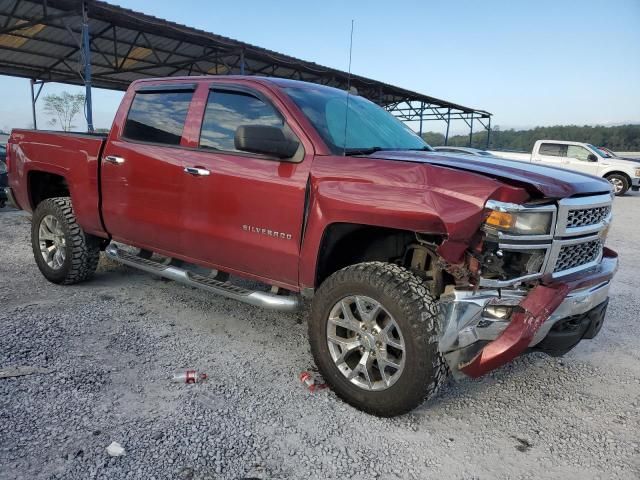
299,371,327,392
0,366,51,379
106,441,125,457
172,370,208,384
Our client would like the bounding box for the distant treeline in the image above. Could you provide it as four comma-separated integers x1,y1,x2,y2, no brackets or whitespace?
422,124,640,152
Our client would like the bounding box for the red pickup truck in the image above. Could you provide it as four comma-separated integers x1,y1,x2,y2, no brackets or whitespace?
5,76,618,416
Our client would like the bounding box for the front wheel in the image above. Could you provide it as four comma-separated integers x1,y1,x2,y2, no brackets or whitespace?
31,197,101,285
309,262,448,417
605,173,629,196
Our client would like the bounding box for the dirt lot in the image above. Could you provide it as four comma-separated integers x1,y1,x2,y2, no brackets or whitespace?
0,196,639,480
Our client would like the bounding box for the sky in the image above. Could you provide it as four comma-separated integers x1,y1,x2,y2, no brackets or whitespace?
0,0,639,135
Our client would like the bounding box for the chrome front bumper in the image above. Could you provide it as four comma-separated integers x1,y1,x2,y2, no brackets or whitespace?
439,278,613,378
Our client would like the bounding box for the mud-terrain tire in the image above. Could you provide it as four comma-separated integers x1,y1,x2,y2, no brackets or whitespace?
605,173,629,196
31,197,101,285
309,262,448,417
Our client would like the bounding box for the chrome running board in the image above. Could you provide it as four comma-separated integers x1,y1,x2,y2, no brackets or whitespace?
105,244,301,312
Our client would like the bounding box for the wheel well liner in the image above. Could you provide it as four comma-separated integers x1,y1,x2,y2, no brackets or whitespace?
315,223,440,287
28,171,70,209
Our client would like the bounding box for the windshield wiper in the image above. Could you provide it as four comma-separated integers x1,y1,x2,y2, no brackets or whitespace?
343,146,387,156
343,146,432,156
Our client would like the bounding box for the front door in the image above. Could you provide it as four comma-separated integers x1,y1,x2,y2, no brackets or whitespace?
179,85,313,289
564,144,600,176
101,86,195,255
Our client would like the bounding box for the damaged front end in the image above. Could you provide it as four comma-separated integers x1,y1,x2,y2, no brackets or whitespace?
436,193,618,379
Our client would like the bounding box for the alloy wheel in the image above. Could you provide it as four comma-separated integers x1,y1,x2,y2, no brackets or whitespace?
608,177,624,194
326,295,405,391
38,214,66,270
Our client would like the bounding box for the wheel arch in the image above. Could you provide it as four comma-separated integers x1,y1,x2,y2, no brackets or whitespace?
28,170,70,210
603,170,631,184
603,170,631,194
314,222,445,288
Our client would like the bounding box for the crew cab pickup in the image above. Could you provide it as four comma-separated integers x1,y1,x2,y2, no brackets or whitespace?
5,76,618,416
490,140,640,196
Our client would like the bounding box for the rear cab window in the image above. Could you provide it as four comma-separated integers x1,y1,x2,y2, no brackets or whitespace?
122,85,194,145
539,143,567,157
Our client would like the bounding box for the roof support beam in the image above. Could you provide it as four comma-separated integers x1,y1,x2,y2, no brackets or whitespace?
2,0,22,29
0,11,70,35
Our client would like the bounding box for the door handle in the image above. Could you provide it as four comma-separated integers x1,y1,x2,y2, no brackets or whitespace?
104,155,125,165
184,166,210,176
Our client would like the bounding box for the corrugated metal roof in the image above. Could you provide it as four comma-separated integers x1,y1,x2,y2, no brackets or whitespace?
0,0,490,118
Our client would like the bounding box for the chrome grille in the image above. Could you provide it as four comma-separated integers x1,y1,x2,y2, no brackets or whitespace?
566,206,611,229
553,240,602,273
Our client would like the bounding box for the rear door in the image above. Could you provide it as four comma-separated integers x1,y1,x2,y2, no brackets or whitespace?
100,84,195,255
534,142,567,168
178,83,313,289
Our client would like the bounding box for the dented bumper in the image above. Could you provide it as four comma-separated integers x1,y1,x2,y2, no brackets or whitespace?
439,248,618,378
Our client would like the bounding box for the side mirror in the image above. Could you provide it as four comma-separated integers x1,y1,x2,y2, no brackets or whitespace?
587,153,598,162
234,125,299,159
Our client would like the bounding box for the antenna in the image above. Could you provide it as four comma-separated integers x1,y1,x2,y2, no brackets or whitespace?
342,19,354,156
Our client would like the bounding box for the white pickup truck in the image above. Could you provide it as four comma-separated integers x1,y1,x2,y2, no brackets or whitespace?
490,140,640,196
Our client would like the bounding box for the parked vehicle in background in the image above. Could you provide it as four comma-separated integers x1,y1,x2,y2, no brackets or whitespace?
5,76,618,416
598,146,640,162
491,140,640,195
0,145,8,207
433,146,499,157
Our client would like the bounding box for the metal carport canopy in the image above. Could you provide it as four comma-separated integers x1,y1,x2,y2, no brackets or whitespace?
0,0,491,143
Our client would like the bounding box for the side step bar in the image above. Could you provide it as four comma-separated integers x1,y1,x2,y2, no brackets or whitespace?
105,244,301,312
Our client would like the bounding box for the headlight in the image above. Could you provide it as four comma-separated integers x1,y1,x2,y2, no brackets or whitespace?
635,167,640,178
484,200,554,236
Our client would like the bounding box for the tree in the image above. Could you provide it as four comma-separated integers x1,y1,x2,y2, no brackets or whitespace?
43,92,85,132
422,124,640,151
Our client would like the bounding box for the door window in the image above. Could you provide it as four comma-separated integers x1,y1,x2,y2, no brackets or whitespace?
200,90,283,152
538,143,567,157
566,145,592,161
122,91,193,145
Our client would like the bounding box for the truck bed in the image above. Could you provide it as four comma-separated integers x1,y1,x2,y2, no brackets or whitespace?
8,129,108,237
488,150,531,162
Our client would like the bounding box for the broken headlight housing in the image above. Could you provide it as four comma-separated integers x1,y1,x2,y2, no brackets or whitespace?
483,200,555,237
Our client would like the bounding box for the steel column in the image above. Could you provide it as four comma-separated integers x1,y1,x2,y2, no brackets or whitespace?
486,116,492,149
81,2,94,132
418,102,424,136
468,116,474,147
445,108,451,145
29,79,45,130
30,79,37,130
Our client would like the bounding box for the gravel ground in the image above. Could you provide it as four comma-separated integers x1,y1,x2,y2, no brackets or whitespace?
1,196,639,480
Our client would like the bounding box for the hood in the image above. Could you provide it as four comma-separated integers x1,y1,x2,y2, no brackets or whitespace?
605,156,640,165
368,151,612,199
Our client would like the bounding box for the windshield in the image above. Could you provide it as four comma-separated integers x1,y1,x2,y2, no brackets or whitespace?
587,144,611,158
285,85,431,155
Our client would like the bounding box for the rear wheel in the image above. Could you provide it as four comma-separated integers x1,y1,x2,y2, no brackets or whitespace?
31,197,101,285
309,262,448,417
605,173,629,196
